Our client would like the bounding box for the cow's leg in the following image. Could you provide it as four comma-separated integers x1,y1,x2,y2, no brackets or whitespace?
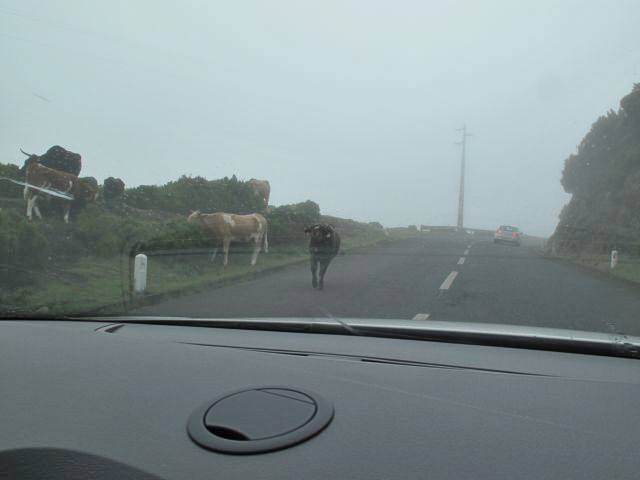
26,193,40,220
250,237,261,266
318,259,331,291
222,239,231,268
32,191,43,219
63,204,71,223
25,192,34,220
310,256,318,289
210,247,219,263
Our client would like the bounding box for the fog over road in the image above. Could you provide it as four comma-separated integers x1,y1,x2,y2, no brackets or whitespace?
134,232,640,336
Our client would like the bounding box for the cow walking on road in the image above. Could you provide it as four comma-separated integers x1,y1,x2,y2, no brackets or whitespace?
305,224,340,290
187,211,268,267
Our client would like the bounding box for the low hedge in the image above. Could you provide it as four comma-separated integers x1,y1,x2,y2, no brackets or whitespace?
0,163,24,198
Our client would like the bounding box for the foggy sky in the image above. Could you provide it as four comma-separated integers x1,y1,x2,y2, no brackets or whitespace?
1,0,639,236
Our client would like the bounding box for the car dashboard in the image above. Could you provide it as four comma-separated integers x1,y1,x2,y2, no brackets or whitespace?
1,319,639,480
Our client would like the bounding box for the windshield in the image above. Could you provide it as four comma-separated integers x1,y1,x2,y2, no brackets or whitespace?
1,1,640,339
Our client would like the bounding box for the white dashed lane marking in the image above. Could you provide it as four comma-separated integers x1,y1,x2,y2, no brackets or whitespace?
412,313,431,320
439,271,459,290
463,249,470,255
457,257,465,265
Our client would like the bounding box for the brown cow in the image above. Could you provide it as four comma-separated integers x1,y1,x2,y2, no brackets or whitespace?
187,211,268,267
248,179,271,207
23,157,97,223
71,178,99,206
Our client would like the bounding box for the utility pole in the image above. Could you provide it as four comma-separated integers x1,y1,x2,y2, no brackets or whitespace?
455,125,472,229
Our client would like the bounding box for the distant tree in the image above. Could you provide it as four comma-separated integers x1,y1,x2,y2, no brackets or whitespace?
620,83,640,124
550,83,640,254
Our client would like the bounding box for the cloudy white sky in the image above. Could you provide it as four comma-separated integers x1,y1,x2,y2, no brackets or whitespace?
1,0,639,235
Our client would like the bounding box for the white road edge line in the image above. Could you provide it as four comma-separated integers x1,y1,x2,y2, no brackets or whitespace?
439,271,459,290
457,257,465,265
463,249,470,255
412,313,431,321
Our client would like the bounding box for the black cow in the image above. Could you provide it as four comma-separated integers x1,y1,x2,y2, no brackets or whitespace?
20,146,82,176
304,224,341,290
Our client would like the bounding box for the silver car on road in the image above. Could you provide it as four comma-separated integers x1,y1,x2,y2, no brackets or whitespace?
494,225,522,246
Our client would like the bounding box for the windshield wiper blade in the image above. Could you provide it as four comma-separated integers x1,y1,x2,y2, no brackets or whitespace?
83,316,357,336
74,316,640,359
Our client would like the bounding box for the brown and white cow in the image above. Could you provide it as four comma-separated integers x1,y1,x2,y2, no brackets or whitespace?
248,179,271,208
187,211,268,267
23,156,97,223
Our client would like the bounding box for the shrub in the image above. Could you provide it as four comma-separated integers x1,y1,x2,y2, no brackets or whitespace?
0,162,24,198
137,219,214,253
551,83,640,255
266,201,321,246
321,215,387,243
125,175,264,214
620,83,640,124
73,205,156,257
80,177,98,189
104,177,125,203
0,209,50,286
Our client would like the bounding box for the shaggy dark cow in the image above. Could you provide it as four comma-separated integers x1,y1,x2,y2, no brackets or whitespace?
304,224,340,290
20,146,82,176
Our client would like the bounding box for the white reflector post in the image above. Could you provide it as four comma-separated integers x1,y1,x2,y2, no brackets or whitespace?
610,250,619,269
134,254,148,294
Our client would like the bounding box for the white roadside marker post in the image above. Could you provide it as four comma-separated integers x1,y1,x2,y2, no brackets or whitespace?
134,253,148,294
610,250,618,269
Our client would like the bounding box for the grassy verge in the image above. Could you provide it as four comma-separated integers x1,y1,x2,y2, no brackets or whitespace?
2,228,416,316
553,253,640,285
1,257,127,315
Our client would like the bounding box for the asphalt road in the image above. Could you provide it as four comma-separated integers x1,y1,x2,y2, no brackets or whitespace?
134,231,640,335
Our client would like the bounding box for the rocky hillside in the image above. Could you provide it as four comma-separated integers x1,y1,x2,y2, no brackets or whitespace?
548,84,640,255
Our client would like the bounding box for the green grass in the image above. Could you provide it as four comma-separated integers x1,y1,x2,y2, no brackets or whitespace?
2,257,127,315
613,261,640,283
559,253,640,285
145,250,309,297
1,230,403,316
